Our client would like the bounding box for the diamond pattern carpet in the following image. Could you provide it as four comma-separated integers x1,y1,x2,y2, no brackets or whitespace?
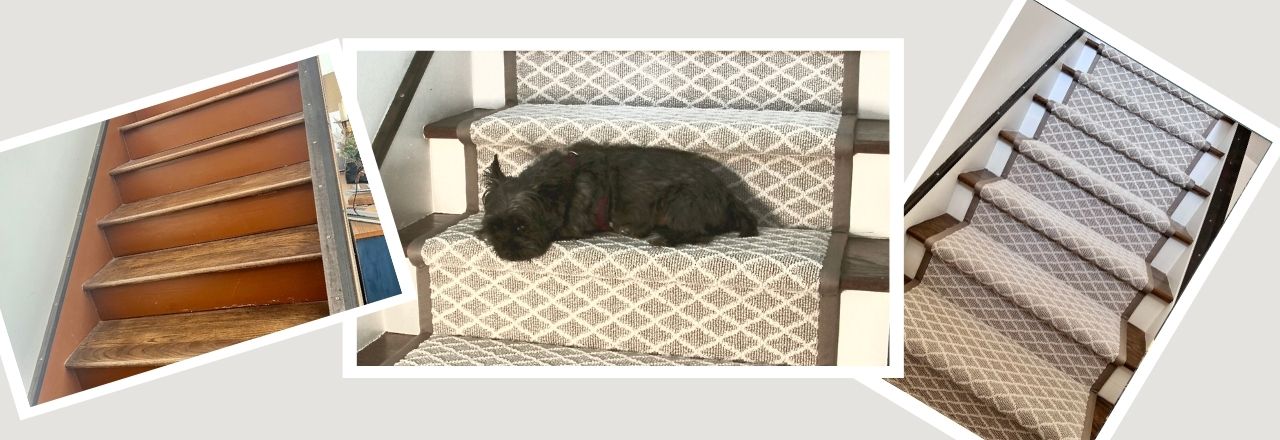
896,40,1224,439
415,50,853,366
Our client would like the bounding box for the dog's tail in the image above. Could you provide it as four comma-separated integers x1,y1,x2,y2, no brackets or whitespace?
728,196,759,237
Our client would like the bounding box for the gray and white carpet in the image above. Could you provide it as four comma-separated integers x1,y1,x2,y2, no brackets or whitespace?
411,51,854,366
893,40,1225,439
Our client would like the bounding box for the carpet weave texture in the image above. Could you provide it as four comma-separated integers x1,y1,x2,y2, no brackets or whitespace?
895,40,1224,439
417,50,855,366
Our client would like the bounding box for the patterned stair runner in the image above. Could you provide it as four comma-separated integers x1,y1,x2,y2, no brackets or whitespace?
897,40,1226,438
415,51,856,366
396,335,746,366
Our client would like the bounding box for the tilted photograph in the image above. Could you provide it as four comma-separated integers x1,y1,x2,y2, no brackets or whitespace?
896,2,1273,438
351,47,896,367
0,51,401,407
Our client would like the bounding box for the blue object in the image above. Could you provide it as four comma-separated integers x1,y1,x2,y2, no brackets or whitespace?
355,234,401,303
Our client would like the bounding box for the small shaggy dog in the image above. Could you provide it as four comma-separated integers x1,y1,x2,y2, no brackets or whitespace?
476,144,759,261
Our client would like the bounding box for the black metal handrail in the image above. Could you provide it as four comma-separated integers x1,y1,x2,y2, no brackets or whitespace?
905,29,1084,213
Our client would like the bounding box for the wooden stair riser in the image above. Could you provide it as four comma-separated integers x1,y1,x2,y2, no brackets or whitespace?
88,260,327,320
122,74,302,159
130,65,297,121
102,185,317,256
73,365,156,390
113,123,309,202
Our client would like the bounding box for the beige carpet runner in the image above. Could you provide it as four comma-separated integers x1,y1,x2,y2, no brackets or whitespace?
893,41,1223,439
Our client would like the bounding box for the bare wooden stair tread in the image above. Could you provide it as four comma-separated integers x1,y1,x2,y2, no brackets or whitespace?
66,302,328,369
119,69,299,132
84,224,321,289
111,113,305,175
100,162,312,226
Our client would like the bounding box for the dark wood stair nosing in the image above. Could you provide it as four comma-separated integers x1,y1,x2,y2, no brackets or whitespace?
423,108,504,139
119,69,300,132
906,214,962,244
110,113,306,176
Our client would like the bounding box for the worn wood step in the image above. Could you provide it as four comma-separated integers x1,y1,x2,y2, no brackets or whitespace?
111,113,309,202
100,162,316,255
66,302,328,387
85,225,327,320
130,64,298,121
121,69,302,159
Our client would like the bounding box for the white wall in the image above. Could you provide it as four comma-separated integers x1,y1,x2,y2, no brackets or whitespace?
907,2,1078,227
355,51,478,346
0,123,101,389
858,51,891,120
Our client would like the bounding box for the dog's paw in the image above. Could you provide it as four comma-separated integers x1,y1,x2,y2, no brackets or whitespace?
647,236,675,247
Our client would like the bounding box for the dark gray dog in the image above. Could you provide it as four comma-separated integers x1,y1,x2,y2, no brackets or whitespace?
475,144,759,261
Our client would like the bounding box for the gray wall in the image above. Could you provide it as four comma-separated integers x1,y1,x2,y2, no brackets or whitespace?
0,123,101,390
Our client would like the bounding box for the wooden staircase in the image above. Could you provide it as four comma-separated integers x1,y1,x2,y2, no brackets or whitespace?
64,64,336,388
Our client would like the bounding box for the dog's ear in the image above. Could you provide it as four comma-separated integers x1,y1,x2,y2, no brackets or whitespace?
483,155,505,186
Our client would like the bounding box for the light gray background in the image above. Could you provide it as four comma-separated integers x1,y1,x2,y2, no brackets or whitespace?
0,0,1275,437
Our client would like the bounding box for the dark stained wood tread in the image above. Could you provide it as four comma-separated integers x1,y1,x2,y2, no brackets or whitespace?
853,119,890,155
907,214,962,244
84,224,322,289
66,302,328,369
423,108,504,139
111,113,305,175
840,236,889,292
957,169,1001,189
120,69,300,132
99,162,312,226
356,332,426,366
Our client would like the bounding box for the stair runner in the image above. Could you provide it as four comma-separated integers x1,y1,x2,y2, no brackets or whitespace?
892,41,1226,439
411,51,858,366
